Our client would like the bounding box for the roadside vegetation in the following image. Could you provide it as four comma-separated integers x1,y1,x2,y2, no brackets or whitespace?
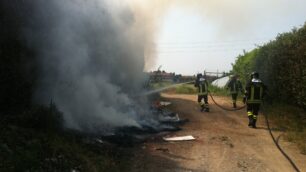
149,82,197,94
151,82,228,96
231,23,306,154
0,106,132,171
150,81,173,90
175,83,197,94
208,85,228,96
152,81,233,98
265,104,306,154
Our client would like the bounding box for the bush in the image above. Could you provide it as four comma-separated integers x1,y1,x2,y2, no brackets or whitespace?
175,84,197,94
208,84,229,96
231,24,306,153
232,24,306,109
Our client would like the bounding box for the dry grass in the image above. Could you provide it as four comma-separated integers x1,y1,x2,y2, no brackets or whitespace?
265,104,306,154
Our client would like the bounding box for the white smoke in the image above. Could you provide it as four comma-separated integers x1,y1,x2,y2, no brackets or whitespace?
21,0,155,133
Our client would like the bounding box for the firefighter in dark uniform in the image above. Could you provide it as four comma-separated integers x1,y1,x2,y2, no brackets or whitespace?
226,75,244,108
195,74,209,112
245,71,266,128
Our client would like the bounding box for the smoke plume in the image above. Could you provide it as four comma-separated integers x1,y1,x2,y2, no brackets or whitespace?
0,0,164,133
4,0,295,133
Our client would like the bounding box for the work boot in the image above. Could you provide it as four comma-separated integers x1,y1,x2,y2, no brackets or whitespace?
205,107,210,112
252,119,257,128
233,103,237,108
248,116,253,127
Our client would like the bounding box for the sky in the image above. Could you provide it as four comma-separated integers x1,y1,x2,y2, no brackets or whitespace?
151,0,306,75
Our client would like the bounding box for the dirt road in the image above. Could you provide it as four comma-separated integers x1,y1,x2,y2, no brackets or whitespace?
130,93,306,172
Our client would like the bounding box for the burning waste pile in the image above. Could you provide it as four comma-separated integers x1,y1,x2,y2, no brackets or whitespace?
1,0,188,144
102,101,189,144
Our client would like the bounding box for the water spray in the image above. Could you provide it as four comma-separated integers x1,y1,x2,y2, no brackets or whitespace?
141,81,194,96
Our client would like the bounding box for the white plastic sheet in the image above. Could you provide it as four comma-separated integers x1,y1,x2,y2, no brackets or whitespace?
163,135,195,141
160,101,171,106
211,76,230,88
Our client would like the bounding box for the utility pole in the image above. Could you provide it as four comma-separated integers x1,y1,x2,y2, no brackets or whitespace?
217,69,219,78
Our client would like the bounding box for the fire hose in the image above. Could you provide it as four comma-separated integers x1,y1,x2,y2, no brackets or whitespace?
208,92,246,111
209,92,300,172
262,104,301,172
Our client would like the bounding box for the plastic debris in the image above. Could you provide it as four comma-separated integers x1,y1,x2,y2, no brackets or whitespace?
163,135,195,141
159,101,171,106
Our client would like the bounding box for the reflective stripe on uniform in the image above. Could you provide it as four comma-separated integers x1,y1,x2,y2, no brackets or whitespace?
231,82,237,94
247,85,263,104
247,111,253,116
198,84,208,95
253,115,257,119
251,86,255,101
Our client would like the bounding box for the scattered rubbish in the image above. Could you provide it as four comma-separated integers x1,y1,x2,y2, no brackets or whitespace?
95,139,104,144
152,101,171,109
155,108,189,125
159,113,179,122
100,100,189,145
163,135,195,141
159,101,171,106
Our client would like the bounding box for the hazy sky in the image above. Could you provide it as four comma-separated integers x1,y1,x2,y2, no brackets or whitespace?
153,0,306,75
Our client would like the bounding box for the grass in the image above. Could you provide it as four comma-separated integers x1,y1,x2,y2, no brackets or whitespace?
265,104,306,154
208,85,229,96
149,82,197,94
0,106,132,172
151,82,231,95
149,81,173,90
174,83,197,94
157,82,233,96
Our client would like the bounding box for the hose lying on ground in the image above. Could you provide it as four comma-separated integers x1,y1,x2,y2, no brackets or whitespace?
209,93,301,172
262,105,301,172
208,92,246,111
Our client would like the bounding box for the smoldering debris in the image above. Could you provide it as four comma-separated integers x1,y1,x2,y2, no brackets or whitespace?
100,105,189,145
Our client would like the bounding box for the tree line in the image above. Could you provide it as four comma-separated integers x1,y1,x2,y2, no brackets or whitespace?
232,23,306,110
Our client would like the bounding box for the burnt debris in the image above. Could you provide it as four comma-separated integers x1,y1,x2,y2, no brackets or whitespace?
101,105,188,146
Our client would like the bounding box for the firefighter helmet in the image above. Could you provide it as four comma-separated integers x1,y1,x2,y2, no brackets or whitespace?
251,71,259,79
197,73,203,79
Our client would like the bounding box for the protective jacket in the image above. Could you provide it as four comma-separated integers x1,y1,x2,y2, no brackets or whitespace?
226,79,243,94
195,79,209,96
245,78,266,104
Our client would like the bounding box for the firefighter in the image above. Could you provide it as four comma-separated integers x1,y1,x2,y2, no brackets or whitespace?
245,71,266,128
195,75,209,112
226,75,244,108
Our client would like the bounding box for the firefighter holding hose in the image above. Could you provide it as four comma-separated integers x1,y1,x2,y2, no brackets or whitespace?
245,71,267,128
226,74,244,108
195,74,209,112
